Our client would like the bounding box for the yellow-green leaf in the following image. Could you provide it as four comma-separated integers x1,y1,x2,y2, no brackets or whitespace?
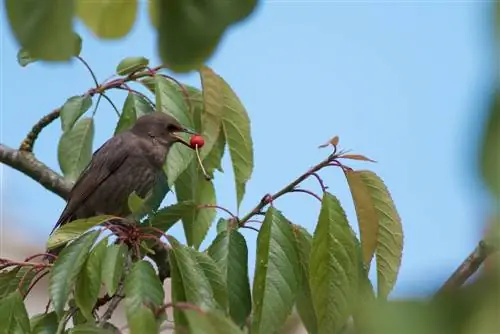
76,0,138,39
116,56,150,76
57,117,95,182
480,92,500,199
47,215,114,250
358,170,403,299
5,0,77,61
345,170,379,266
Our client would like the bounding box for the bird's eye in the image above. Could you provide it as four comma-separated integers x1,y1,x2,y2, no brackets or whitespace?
167,124,179,132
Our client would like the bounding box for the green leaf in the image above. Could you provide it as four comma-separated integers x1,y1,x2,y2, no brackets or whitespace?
126,306,158,334
128,191,146,218
480,92,500,199
58,117,95,182
190,249,228,311
115,92,154,135
49,230,100,317
183,309,245,334
116,56,150,76
5,0,77,61
76,0,138,39
0,267,21,298
149,200,196,232
69,323,115,333
157,0,258,72
216,218,229,234
47,215,114,250
208,229,251,326
60,95,93,132
219,76,254,208
199,66,224,161
17,34,82,68
345,170,379,266
204,128,226,176
124,261,165,323
252,207,301,334
155,75,196,185
102,244,127,296
309,192,360,334
0,267,37,299
30,312,58,334
357,170,403,299
293,225,318,334
147,0,159,29
175,160,217,249
17,49,37,67
0,291,30,333
75,237,109,320
168,236,222,327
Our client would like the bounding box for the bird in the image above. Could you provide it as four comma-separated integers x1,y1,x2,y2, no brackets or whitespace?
46,112,196,259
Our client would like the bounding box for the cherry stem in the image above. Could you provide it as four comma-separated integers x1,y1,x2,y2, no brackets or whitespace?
195,145,211,180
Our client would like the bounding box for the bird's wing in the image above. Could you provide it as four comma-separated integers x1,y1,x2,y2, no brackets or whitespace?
50,134,131,234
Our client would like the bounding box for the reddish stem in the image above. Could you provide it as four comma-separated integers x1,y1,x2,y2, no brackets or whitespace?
198,204,237,220
289,188,322,202
23,269,49,299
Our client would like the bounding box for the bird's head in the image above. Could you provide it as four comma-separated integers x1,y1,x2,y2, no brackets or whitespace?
130,112,197,148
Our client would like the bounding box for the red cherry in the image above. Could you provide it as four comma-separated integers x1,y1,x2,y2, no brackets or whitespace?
190,135,205,148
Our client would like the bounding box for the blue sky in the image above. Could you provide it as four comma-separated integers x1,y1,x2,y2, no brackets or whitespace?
0,1,496,297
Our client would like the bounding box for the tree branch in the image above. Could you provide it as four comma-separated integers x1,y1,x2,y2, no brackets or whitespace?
0,144,71,200
434,240,497,298
238,153,336,225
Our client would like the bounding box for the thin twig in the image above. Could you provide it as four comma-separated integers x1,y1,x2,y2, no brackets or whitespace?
19,109,61,152
56,307,78,334
76,56,99,88
98,283,125,326
198,204,237,220
100,93,121,117
239,154,339,225
289,188,322,202
434,240,497,298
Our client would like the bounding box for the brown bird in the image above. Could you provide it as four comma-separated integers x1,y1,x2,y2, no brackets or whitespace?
47,112,195,258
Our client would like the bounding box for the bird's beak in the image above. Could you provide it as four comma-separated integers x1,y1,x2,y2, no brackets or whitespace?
172,127,197,148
